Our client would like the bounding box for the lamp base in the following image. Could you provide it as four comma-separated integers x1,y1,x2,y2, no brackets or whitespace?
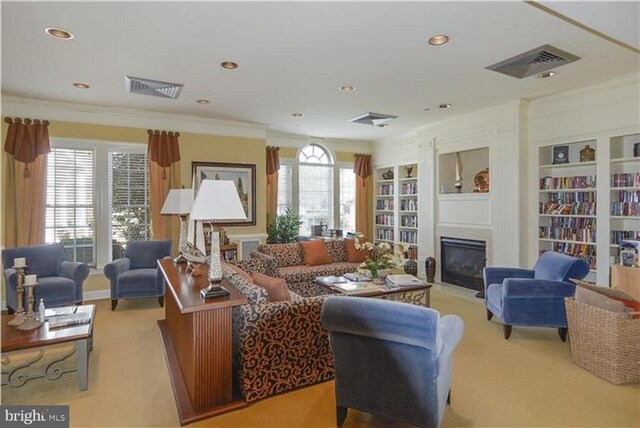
200,284,230,299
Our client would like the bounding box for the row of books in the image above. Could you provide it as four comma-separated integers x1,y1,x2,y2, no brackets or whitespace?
539,202,596,215
404,246,418,260
221,249,237,262
542,217,596,228
376,184,394,195
399,230,417,245
376,199,394,210
375,228,394,241
613,190,640,202
542,192,595,203
539,175,596,190
539,227,596,243
400,183,417,195
375,214,394,226
611,230,640,245
611,172,640,188
400,215,418,227
400,198,418,211
611,202,640,217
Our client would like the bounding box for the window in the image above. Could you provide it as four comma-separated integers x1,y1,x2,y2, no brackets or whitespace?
45,139,149,267
46,148,96,265
278,144,357,235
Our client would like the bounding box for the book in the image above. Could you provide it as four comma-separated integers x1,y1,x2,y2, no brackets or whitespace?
318,276,349,284
343,272,372,282
333,282,384,295
48,312,91,329
44,307,77,318
385,274,425,287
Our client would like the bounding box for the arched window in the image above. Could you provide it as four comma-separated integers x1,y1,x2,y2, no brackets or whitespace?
278,143,356,236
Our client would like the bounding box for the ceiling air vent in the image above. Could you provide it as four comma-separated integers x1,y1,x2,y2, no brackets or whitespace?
485,44,580,79
348,112,398,127
124,75,184,99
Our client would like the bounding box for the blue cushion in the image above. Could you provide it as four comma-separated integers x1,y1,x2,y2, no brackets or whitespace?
125,240,171,269
117,269,158,293
34,277,77,305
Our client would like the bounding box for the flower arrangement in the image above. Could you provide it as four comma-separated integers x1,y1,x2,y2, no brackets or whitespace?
354,236,405,278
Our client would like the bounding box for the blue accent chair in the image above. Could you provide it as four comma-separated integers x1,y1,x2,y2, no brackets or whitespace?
103,240,171,310
321,296,464,428
484,251,590,341
2,243,89,312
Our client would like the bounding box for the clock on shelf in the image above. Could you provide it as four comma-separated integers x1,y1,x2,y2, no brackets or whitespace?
553,145,569,164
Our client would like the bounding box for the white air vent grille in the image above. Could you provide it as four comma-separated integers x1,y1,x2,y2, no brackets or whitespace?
348,112,398,126
486,45,580,79
125,75,184,99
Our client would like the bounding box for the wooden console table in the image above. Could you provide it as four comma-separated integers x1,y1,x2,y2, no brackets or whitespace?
157,259,247,425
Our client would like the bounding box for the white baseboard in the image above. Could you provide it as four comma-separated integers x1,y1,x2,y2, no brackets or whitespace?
1,289,111,311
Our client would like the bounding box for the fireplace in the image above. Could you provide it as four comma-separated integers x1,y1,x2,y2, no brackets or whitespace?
441,237,487,290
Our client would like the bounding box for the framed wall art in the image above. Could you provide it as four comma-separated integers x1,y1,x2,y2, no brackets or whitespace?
191,161,256,226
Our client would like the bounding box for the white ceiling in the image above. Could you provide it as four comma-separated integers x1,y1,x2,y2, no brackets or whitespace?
2,1,639,142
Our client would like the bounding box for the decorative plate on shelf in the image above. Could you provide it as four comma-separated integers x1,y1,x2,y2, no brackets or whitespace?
473,168,489,193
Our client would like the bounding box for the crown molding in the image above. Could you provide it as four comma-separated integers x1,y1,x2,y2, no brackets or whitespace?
526,72,640,103
1,95,269,139
266,130,372,153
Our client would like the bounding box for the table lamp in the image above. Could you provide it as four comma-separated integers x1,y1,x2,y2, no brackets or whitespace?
189,180,247,298
161,189,194,263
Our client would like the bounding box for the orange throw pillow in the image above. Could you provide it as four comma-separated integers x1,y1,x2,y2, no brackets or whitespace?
252,272,291,302
301,240,331,266
345,239,367,263
612,297,640,319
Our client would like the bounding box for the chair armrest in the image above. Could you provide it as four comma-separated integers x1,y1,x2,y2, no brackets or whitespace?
484,267,534,286
438,315,464,360
4,268,18,288
503,278,575,298
60,262,90,283
103,258,130,281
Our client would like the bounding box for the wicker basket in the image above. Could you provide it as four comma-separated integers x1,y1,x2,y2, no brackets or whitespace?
565,287,640,385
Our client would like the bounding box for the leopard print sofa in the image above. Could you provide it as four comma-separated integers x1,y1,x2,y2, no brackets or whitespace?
252,240,361,297
224,260,334,403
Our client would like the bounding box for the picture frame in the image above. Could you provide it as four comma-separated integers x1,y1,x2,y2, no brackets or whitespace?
191,161,256,226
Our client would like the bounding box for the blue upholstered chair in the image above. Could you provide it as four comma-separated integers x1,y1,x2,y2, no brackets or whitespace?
321,296,464,428
2,243,89,312
484,251,590,341
103,240,171,310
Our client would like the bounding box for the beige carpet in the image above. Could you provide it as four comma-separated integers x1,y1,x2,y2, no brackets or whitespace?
2,289,639,427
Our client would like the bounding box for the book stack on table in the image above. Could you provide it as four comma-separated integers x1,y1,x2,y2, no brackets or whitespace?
45,307,91,329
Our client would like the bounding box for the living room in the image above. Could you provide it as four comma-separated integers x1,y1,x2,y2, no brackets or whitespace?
1,1,639,427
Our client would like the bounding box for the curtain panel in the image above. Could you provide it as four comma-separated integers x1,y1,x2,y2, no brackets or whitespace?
3,117,50,247
266,146,280,217
148,130,181,243
353,154,373,241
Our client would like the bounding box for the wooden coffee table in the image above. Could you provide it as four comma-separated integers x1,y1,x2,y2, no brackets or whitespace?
1,304,95,391
314,276,431,307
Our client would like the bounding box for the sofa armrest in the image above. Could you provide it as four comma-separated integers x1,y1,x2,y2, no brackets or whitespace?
233,295,333,402
438,314,464,360
103,258,130,281
503,278,575,298
60,261,90,283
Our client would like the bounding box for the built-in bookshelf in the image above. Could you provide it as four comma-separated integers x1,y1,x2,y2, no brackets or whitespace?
374,163,419,261
609,133,640,266
538,140,598,273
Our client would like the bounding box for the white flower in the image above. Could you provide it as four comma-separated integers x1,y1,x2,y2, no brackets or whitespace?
379,241,391,251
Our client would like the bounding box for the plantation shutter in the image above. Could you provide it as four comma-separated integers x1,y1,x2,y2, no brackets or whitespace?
339,167,356,231
45,148,96,266
277,163,293,215
298,164,334,235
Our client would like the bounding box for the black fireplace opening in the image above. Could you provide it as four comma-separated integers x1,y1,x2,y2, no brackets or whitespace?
441,237,487,290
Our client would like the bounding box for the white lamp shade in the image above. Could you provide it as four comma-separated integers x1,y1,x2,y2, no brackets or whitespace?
161,189,194,215
190,180,247,221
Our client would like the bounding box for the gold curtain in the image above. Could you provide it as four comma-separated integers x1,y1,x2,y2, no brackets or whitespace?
3,117,50,247
353,154,373,241
266,146,280,217
148,130,181,241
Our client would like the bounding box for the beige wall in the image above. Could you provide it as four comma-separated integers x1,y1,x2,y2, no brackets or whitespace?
1,120,266,294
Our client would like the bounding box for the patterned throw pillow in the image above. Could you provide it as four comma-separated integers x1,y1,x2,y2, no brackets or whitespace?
252,272,292,302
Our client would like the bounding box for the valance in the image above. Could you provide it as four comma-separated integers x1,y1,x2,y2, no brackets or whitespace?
266,146,280,175
4,117,50,176
353,153,372,180
147,129,181,168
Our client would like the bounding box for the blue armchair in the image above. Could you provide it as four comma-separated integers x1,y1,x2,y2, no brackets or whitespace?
103,240,171,310
2,243,89,312
484,251,590,340
321,296,464,428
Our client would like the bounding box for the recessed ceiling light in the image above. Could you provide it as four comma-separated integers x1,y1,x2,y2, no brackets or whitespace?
376,124,388,128
428,34,449,46
292,113,303,117
439,104,451,109
73,82,89,89
424,108,430,112
46,27,73,40
538,71,555,79
221,61,238,70
340,85,355,92
197,99,210,104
